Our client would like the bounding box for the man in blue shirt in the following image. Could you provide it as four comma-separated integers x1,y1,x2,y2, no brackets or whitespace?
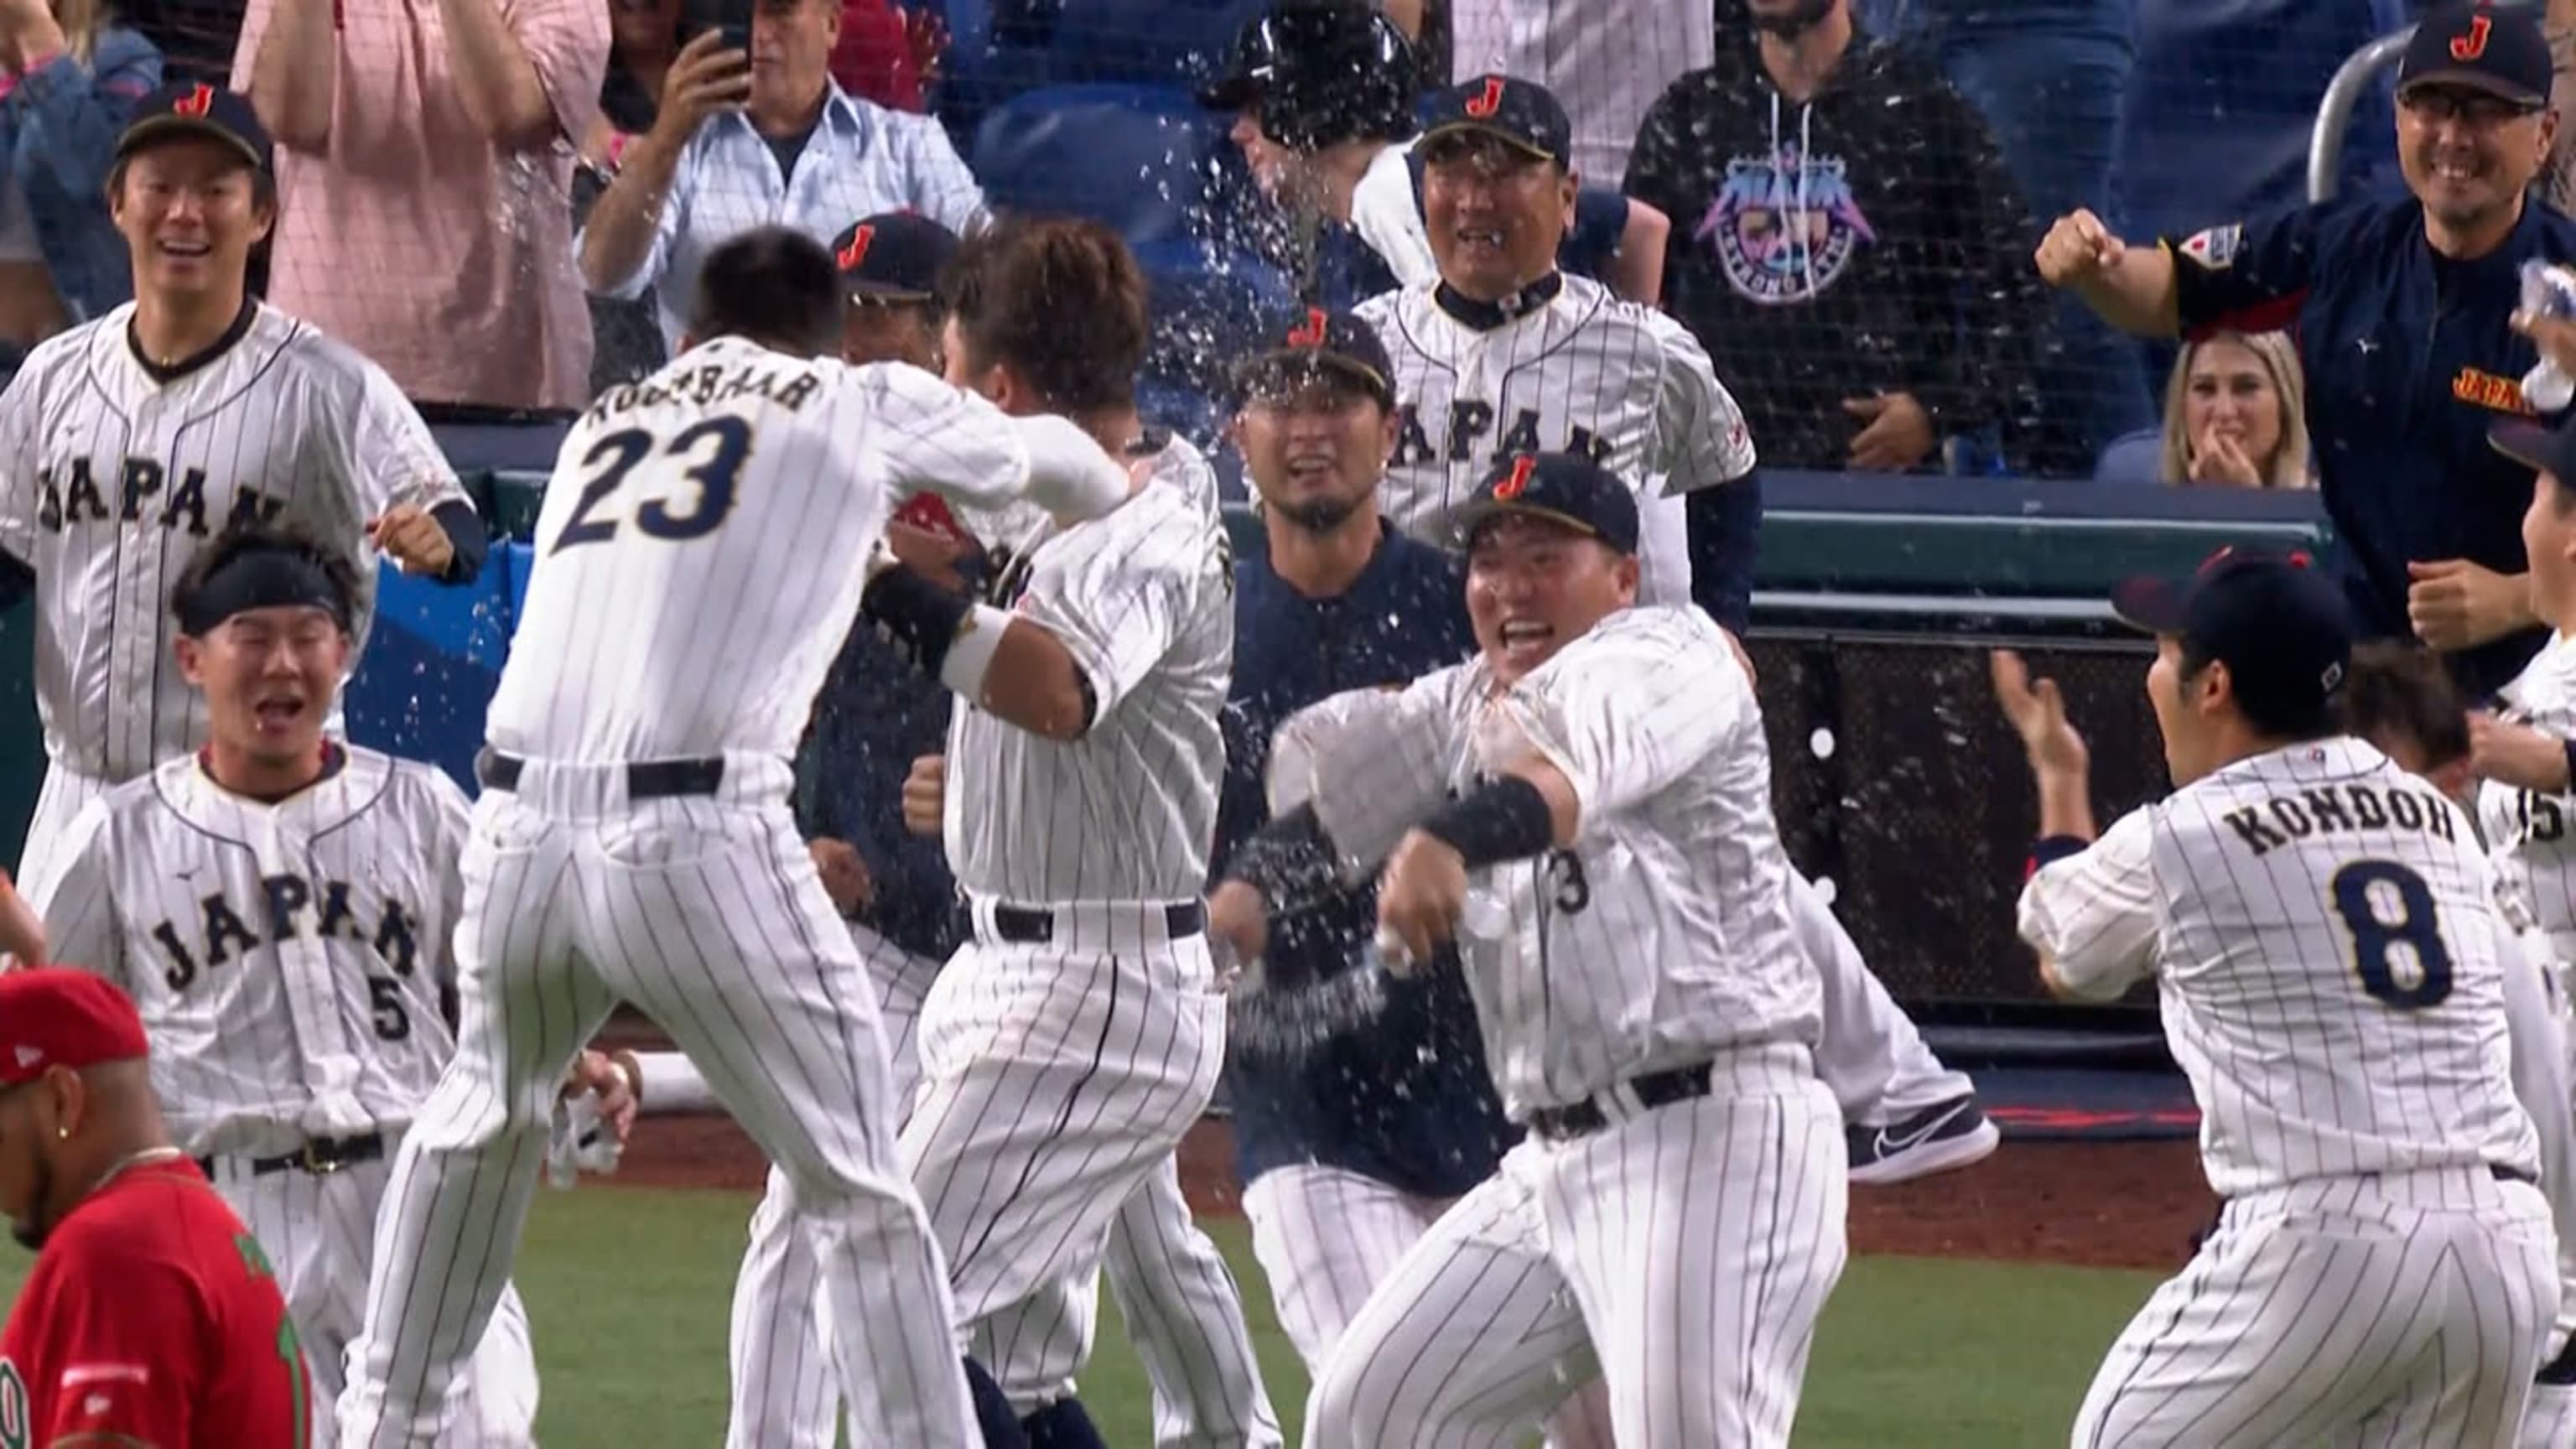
1209,307,1992,1402
2041,0,2576,699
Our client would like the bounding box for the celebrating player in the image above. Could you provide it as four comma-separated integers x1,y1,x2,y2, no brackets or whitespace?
1228,451,1847,1446
0,83,486,906
730,213,1279,1449
2011,548,2559,1443
23,522,637,1448
333,226,1143,1449
1353,73,1754,621
856,216,1265,1447
1200,0,1668,306
0,968,313,1446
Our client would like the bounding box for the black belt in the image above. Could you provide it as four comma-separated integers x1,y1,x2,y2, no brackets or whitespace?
990,902,1203,944
1525,1062,1716,1142
197,1131,385,1179
477,749,725,799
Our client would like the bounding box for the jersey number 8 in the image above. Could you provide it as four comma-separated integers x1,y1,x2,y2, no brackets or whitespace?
2329,860,2454,1010
552,418,753,554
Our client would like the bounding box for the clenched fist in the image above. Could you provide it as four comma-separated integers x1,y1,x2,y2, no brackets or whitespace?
2034,207,2127,288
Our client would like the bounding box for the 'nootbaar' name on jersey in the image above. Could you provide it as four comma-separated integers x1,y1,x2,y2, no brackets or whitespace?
0,303,464,782
29,745,466,1158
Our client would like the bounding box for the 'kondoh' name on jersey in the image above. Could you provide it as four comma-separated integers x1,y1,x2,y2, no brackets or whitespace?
2219,780,2463,857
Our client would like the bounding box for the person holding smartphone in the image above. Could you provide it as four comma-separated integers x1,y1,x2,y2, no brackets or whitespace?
576,0,985,358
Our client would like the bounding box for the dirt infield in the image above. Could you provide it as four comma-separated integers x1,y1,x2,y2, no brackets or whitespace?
610,1110,2215,1273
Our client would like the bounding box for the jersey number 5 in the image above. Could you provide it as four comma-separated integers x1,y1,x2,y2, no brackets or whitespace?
552,418,752,554
2330,860,2454,1010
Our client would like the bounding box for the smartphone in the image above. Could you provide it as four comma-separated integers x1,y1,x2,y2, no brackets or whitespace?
683,0,753,55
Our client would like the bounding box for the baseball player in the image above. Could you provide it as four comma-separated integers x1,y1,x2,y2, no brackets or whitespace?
1222,452,1848,1446
0,969,314,1446
0,82,485,905
24,522,640,1448
727,211,1281,1449
332,225,1145,1449
2011,548,2560,1444
854,216,1253,1447
1201,0,1668,308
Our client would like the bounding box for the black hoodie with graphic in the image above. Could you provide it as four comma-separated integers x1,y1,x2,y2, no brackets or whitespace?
1625,32,2064,474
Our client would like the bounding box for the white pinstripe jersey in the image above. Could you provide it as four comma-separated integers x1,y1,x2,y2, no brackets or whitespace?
1354,273,1754,608
0,303,465,783
26,745,465,1156
486,336,1049,762
1286,604,1816,1116
2020,738,2541,1197
2480,631,2576,968
944,438,1233,904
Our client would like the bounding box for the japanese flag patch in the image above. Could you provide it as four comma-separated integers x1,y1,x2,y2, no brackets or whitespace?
2180,225,2243,271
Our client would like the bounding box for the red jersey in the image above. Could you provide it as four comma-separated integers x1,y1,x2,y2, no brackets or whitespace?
0,1156,310,1447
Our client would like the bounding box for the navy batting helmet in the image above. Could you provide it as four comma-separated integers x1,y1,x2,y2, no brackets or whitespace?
1198,1,1419,152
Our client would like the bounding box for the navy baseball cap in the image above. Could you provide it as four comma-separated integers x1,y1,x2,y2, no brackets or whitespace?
117,81,272,174
2491,411,2576,480
1233,305,1396,408
1420,74,1571,169
2398,3,2552,109
1452,452,1639,555
830,212,956,303
2112,548,2354,720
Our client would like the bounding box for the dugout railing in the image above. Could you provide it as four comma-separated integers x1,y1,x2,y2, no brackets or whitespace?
0,445,2329,1039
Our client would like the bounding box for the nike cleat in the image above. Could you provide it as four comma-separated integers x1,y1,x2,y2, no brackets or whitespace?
1846,1095,2002,1186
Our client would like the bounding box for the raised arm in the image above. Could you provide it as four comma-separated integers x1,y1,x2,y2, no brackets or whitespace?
235,0,335,154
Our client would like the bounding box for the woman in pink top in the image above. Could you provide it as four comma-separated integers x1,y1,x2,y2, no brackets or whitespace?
231,0,609,411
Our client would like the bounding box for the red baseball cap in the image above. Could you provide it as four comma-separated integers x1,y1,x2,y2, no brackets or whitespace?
0,970,148,1087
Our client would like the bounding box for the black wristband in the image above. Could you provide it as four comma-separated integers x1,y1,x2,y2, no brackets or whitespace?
1228,804,1343,910
860,564,974,678
2024,834,2088,880
1419,776,1555,869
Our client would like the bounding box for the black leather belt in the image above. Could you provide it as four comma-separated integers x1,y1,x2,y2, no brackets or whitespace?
1526,1062,1716,1142
477,749,725,799
197,1131,385,1179
2494,1162,2537,1187
990,902,1204,944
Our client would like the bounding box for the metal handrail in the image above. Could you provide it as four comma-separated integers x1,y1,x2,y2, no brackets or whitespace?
2308,0,2547,205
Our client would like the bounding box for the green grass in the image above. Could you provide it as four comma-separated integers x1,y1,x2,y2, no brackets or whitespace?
0,1188,2165,1446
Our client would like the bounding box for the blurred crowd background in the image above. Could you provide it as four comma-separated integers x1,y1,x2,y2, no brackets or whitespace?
0,0,2511,488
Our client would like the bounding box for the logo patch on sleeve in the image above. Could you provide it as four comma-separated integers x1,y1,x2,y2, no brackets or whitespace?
2180,225,2242,270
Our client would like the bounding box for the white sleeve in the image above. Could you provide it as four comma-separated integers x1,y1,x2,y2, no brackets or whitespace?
2017,807,2162,1002
1651,313,1758,495
348,361,470,517
1269,670,1470,874
1353,155,1439,287
855,363,1124,520
1501,611,1748,825
631,1050,717,1113
26,802,126,989
0,356,39,570
1014,510,1200,724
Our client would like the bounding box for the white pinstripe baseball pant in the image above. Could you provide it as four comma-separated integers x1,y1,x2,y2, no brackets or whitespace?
334,756,976,1449
729,921,1280,1447
2523,1379,2576,1447
2074,1167,2558,1446
1303,1068,1847,1448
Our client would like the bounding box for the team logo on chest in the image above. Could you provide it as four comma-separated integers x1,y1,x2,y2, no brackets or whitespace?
1389,400,1616,471
1696,146,1877,305
150,874,420,991
34,456,280,538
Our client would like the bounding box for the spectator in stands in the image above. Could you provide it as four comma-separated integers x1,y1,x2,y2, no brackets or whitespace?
1626,0,2059,475
2157,331,2314,490
0,0,160,350
1204,0,1666,307
579,0,682,391
234,0,609,411
827,0,934,112
578,0,982,356
2040,1,2576,700
1852,0,2152,464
